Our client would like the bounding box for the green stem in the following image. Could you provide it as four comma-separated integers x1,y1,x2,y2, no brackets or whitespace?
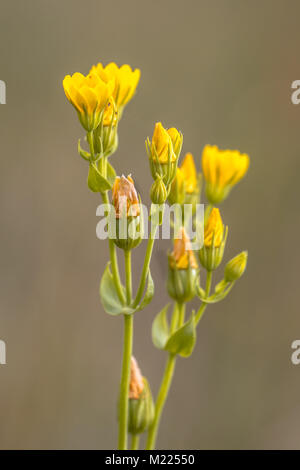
195,270,212,325
130,434,140,450
118,314,133,450
124,250,132,304
204,203,213,223
146,353,176,450
146,302,184,450
132,218,159,308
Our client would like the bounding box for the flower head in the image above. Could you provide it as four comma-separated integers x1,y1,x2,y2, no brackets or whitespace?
180,152,198,194
202,145,249,203
129,357,144,400
204,208,224,247
151,122,177,164
62,72,114,130
170,227,198,270
112,175,140,218
90,62,140,111
224,251,248,282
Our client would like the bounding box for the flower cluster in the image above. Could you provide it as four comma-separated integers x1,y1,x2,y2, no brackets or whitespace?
63,60,249,451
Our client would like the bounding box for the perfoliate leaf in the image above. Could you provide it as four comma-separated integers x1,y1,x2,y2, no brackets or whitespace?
100,263,134,315
196,282,235,304
136,271,154,311
152,304,170,349
165,313,196,357
87,163,112,193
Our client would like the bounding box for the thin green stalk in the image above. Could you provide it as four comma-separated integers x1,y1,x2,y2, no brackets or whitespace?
132,218,159,308
195,270,212,325
204,203,213,223
130,434,140,450
146,302,185,450
124,250,132,304
118,314,133,450
146,353,176,450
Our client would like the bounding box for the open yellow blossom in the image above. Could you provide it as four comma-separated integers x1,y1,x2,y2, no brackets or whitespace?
90,62,140,111
202,145,249,203
62,72,114,130
112,175,140,218
151,122,179,164
204,208,224,247
180,152,197,194
103,97,118,126
170,227,198,270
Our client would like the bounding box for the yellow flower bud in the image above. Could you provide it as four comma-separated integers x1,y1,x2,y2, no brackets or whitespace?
90,62,140,113
202,145,249,203
112,175,142,250
224,251,248,282
170,227,198,270
168,228,199,303
199,208,227,271
151,122,176,164
62,72,114,131
168,168,185,205
112,175,140,218
204,208,224,248
127,357,154,435
180,153,198,194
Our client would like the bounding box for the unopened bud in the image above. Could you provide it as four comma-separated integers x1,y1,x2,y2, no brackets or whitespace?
224,251,248,282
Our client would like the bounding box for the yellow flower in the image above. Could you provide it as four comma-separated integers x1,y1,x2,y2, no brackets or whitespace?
151,122,178,164
168,168,185,205
170,227,198,269
112,175,140,218
180,152,197,194
202,145,249,203
90,62,140,111
103,96,118,126
204,208,224,247
63,72,114,131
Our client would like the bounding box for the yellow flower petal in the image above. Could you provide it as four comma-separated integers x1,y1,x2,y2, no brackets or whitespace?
180,153,197,193
204,208,224,247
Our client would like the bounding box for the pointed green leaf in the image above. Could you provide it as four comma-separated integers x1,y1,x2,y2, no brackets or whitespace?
87,163,112,193
106,160,116,187
165,313,196,357
136,271,154,311
100,263,134,315
78,138,91,161
197,282,235,303
152,304,170,349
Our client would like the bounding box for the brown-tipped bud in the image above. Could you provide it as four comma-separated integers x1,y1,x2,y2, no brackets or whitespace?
129,357,144,399
112,175,140,218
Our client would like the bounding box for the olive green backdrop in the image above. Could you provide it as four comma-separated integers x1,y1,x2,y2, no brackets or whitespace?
0,0,300,449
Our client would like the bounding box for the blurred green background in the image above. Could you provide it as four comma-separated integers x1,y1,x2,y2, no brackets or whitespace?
0,0,300,450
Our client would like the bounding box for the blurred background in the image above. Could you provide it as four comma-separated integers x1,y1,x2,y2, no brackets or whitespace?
0,0,300,450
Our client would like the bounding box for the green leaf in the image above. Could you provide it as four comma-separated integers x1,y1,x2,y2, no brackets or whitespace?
136,271,154,311
100,263,134,315
106,160,116,186
165,313,196,357
152,304,170,349
197,282,235,304
78,138,90,161
87,163,112,193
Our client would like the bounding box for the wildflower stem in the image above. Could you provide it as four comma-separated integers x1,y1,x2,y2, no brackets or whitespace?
124,250,132,304
132,218,159,308
195,270,212,325
146,302,185,450
130,434,140,450
146,353,176,450
118,313,133,450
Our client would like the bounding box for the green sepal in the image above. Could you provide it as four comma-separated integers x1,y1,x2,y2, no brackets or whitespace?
100,263,134,315
136,271,154,311
164,313,196,358
152,304,170,349
78,138,91,161
87,162,112,193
